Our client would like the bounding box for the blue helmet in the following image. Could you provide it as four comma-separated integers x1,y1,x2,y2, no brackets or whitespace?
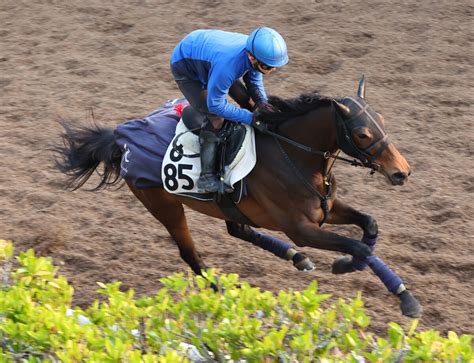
246,27,289,68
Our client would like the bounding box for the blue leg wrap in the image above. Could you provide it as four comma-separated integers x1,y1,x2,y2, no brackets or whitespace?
366,255,403,294
226,222,292,260
253,232,292,259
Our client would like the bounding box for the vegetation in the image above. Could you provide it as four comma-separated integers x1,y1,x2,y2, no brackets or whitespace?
0,239,472,362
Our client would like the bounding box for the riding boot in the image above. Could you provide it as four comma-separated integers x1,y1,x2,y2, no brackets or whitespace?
197,130,221,193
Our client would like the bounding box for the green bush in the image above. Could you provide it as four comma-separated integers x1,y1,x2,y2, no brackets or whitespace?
0,240,472,362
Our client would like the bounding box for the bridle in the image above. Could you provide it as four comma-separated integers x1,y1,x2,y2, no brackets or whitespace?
257,99,390,174
256,97,391,226
334,96,391,174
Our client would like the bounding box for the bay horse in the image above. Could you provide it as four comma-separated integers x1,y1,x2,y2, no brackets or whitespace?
55,77,422,318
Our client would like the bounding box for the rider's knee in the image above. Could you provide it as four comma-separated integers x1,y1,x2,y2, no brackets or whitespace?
182,106,207,130
206,116,224,130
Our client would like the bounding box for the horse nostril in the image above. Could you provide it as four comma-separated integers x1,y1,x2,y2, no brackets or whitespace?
408,170,412,177
392,172,407,182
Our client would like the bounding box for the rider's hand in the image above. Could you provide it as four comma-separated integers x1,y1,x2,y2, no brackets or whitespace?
251,112,269,133
257,101,275,113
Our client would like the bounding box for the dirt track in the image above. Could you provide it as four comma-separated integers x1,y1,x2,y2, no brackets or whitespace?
0,1,473,336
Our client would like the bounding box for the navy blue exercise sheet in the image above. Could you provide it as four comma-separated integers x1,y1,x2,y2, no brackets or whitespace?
114,98,189,189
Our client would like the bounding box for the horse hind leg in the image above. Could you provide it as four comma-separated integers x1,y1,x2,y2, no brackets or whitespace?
128,184,207,276
226,221,315,271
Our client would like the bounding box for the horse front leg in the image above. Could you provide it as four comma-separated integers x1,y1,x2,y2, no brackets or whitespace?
284,221,373,261
326,198,379,274
226,221,315,271
326,198,378,236
326,198,422,318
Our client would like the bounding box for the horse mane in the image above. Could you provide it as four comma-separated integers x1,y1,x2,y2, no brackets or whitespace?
259,91,334,125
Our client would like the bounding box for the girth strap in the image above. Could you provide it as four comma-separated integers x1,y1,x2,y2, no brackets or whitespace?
214,191,258,227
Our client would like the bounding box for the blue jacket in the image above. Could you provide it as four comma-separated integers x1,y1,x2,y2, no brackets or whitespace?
171,30,267,125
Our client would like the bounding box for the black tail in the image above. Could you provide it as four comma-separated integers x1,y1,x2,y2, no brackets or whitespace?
54,120,123,191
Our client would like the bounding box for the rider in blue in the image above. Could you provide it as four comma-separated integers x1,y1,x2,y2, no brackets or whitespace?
170,27,289,193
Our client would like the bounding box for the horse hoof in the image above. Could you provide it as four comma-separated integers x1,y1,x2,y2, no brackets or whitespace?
208,276,222,293
292,253,315,272
332,256,356,274
399,290,423,318
210,282,219,292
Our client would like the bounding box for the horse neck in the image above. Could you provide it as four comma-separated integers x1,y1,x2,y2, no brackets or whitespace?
277,106,338,175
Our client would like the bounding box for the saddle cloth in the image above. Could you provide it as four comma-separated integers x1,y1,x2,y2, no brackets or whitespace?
114,99,188,189
162,119,256,200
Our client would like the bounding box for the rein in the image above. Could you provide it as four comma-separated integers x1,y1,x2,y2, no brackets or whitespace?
255,102,383,172
258,125,366,168
255,100,389,226
275,138,333,226
256,99,391,174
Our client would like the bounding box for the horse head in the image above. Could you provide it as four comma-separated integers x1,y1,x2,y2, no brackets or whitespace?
334,76,411,186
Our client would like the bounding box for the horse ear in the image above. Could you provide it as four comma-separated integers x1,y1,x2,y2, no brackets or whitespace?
334,100,351,115
357,74,366,99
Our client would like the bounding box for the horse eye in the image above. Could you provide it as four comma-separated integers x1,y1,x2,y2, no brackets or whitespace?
358,133,369,139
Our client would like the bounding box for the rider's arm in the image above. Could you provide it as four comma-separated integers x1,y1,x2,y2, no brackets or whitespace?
243,70,268,106
207,65,254,125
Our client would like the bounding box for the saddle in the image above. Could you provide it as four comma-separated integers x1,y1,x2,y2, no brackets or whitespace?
162,108,257,225
181,106,248,174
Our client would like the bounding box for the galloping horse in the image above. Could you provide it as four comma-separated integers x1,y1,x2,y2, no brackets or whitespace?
55,77,422,317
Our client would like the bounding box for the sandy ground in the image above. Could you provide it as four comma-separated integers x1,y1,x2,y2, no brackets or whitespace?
1,1,473,336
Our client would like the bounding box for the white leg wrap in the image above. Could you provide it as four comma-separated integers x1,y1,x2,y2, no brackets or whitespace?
285,248,297,260
396,284,407,295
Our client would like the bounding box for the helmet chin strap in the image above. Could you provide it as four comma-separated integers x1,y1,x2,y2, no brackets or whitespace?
247,53,266,74
255,65,266,75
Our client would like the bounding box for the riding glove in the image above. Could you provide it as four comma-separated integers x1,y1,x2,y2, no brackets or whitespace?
257,101,275,112
251,113,269,133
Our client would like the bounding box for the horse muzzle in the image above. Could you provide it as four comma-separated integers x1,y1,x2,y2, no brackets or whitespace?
389,169,411,186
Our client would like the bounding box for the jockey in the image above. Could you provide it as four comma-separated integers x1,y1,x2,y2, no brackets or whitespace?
170,27,289,193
